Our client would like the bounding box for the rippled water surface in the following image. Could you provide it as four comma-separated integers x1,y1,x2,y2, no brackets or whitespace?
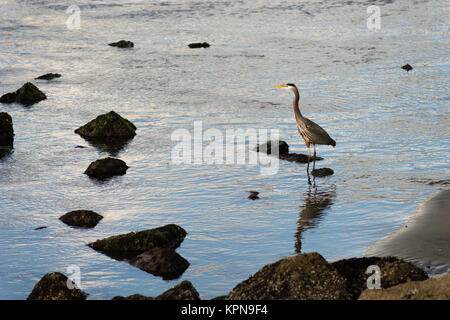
0,0,449,299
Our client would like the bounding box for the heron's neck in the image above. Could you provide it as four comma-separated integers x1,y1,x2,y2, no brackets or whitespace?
292,88,303,119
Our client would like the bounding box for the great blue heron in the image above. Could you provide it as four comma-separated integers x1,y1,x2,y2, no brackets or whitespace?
275,83,336,179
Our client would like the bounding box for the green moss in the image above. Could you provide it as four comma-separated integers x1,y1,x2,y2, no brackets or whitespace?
88,224,187,260
75,111,136,139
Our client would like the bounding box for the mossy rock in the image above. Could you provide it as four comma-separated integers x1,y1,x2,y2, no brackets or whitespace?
129,248,190,280
88,224,187,260
331,256,428,299
0,112,14,148
59,210,103,228
109,40,134,48
35,73,62,80
0,82,47,106
27,272,88,300
226,252,353,300
113,280,200,300
75,111,136,141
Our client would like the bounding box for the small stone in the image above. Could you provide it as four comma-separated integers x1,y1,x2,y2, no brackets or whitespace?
34,226,48,231
188,42,210,48
59,210,103,228
311,168,334,177
84,157,129,178
401,64,413,71
35,73,62,80
248,191,260,200
109,40,134,48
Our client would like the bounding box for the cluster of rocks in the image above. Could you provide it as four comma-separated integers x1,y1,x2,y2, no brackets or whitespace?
88,224,190,280
256,140,334,177
0,82,47,106
28,251,448,300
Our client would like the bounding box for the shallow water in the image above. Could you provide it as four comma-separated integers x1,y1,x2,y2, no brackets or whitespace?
0,0,449,299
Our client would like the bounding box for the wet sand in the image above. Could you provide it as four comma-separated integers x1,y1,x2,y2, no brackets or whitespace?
366,189,450,276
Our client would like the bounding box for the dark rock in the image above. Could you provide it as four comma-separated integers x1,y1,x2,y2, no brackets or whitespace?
157,280,200,300
226,252,353,300
59,210,103,228
88,224,187,260
0,82,46,106
0,147,12,159
35,73,62,80
75,145,87,148
279,153,322,163
248,191,260,200
0,112,14,148
75,111,136,154
188,42,210,48
401,64,413,71
311,167,334,177
112,294,153,300
256,140,289,155
34,226,48,231
129,248,190,280
84,157,129,178
109,40,134,48
27,272,88,300
75,111,136,141
331,256,429,299
112,280,200,300
256,140,322,163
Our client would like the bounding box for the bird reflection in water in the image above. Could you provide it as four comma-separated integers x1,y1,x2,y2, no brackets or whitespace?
295,185,336,253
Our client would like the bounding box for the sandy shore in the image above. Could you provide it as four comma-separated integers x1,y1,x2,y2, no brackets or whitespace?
366,189,450,275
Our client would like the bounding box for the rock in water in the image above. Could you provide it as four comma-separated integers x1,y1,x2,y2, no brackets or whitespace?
109,40,134,48
226,252,353,300
0,112,14,148
84,157,129,178
75,111,136,141
358,275,450,300
88,224,187,260
129,248,190,280
113,280,200,300
247,191,260,200
256,140,322,163
156,280,200,300
35,73,62,80
256,140,289,155
401,64,413,71
188,42,210,48
331,256,428,299
59,210,103,228
311,168,334,177
0,82,47,106
27,272,88,300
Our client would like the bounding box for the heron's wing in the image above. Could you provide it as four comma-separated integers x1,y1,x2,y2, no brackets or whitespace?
299,117,334,145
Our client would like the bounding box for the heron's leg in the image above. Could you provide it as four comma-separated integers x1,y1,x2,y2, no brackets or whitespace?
313,144,316,171
306,144,311,185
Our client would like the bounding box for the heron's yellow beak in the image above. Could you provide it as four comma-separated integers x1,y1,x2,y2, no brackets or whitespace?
274,85,286,88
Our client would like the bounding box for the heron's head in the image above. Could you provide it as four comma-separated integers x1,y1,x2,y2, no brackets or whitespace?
275,83,297,92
